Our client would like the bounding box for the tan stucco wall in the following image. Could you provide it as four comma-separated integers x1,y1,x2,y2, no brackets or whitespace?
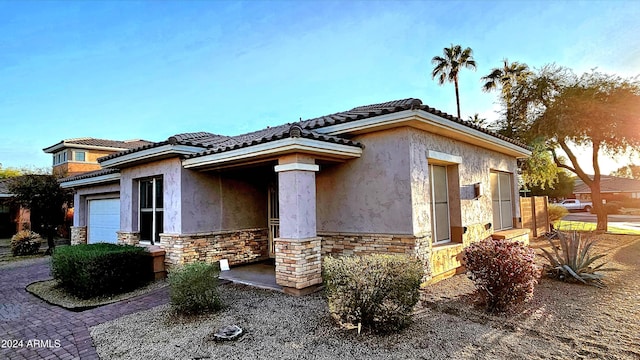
316,126,521,239
120,158,267,235
408,127,520,237
316,128,413,234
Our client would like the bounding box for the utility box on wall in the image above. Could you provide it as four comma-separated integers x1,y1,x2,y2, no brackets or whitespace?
474,182,483,199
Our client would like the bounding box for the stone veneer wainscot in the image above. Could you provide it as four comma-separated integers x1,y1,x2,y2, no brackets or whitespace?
160,228,268,267
70,226,87,245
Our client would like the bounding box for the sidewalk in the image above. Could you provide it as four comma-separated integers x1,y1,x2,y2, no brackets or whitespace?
0,258,169,359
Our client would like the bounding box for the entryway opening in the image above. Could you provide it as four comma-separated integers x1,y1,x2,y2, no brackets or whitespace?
267,179,279,258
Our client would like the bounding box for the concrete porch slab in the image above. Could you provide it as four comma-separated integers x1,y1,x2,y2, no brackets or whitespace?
219,262,283,292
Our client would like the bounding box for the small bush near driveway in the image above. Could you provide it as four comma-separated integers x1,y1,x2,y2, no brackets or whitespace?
169,262,222,315
463,238,540,313
11,230,42,256
548,203,568,223
322,254,423,333
51,243,151,299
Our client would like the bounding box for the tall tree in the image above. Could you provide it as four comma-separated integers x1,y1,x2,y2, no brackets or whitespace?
8,175,69,254
467,113,487,127
0,164,22,179
610,164,640,180
524,68,640,230
481,59,531,139
431,44,477,119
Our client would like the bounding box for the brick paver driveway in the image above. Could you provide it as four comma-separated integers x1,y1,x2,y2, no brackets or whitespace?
0,258,169,359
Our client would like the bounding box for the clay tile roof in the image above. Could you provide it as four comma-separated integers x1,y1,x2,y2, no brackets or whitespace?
59,168,120,183
99,97,530,164
0,179,9,194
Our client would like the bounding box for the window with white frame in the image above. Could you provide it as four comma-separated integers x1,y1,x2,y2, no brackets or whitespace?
74,151,86,162
139,177,163,244
431,164,451,244
490,171,513,230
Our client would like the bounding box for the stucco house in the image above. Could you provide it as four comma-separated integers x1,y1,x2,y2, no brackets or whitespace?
60,98,531,294
43,138,152,178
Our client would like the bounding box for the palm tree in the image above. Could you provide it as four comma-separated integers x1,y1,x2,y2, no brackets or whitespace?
431,44,477,119
467,113,487,127
481,59,531,138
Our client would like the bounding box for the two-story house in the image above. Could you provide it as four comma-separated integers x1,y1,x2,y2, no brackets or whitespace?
43,138,152,178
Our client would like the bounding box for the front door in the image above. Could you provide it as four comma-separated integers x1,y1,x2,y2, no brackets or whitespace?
267,181,279,258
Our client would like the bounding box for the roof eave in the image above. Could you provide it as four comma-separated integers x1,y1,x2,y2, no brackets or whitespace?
183,138,363,171
99,144,207,169
315,109,531,158
43,142,131,154
60,173,121,189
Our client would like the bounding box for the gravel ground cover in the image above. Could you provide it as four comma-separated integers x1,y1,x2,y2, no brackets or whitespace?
91,234,640,360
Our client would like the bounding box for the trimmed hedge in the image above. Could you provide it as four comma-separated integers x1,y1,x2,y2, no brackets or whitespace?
51,243,152,299
169,262,222,315
323,254,423,333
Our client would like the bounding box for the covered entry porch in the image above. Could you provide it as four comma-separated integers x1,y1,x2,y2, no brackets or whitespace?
182,125,363,294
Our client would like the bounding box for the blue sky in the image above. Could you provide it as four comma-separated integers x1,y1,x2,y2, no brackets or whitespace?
0,0,638,173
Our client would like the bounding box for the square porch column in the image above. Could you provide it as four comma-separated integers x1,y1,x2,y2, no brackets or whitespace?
274,156,322,295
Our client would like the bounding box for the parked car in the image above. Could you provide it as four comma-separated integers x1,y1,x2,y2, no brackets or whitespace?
558,199,593,212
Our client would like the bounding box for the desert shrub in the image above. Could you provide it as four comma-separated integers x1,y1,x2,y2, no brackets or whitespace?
603,201,623,215
322,254,423,333
11,230,42,256
548,204,569,222
462,238,540,313
51,243,151,299
169,262,222,315
540,231,618,288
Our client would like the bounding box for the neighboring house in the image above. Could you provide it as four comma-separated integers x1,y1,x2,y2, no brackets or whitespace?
43,138,153,178
60,98,531,294
0,178,30,237
573,176,640,202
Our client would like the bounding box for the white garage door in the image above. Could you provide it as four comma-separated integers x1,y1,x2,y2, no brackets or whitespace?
88,198,120,244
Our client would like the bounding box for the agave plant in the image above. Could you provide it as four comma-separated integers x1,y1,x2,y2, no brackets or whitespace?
539,231,618,288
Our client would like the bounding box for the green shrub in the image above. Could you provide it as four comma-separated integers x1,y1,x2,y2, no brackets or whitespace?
540,231,618,288
11,230,42,256
51,243,151,299
169,262,222,315
548,204,569,222
463,238,540,313
322,254,423,333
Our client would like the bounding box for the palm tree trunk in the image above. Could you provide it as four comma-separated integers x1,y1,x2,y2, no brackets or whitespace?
454,78,461,119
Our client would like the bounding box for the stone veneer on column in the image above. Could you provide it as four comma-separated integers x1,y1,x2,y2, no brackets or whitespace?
274,157,322,294
70,226,87,245
117,231,140,246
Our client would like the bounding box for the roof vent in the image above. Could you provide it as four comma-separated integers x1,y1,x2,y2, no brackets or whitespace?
289,125,303,138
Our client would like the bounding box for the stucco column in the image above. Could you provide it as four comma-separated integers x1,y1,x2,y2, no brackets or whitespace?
274,155,322,295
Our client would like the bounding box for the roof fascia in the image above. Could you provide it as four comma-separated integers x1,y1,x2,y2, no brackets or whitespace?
183,138,362,170
43,143,131,154
60,173,121,189
315,109,532,158
99,144,205,168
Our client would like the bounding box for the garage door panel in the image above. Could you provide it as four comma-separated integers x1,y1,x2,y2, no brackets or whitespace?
88,199,119,244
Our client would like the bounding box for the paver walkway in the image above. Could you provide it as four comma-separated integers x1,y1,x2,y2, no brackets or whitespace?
0,258,169,359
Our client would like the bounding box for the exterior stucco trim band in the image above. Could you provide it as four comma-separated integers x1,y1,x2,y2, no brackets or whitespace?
274,163,320,172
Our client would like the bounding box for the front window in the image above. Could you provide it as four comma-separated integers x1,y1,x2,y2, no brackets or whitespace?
431,164,450,244
74,151,86,162
139,177,163,244
491,171,513,230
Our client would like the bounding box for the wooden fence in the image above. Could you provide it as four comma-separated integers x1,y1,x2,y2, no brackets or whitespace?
520,196,549,238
